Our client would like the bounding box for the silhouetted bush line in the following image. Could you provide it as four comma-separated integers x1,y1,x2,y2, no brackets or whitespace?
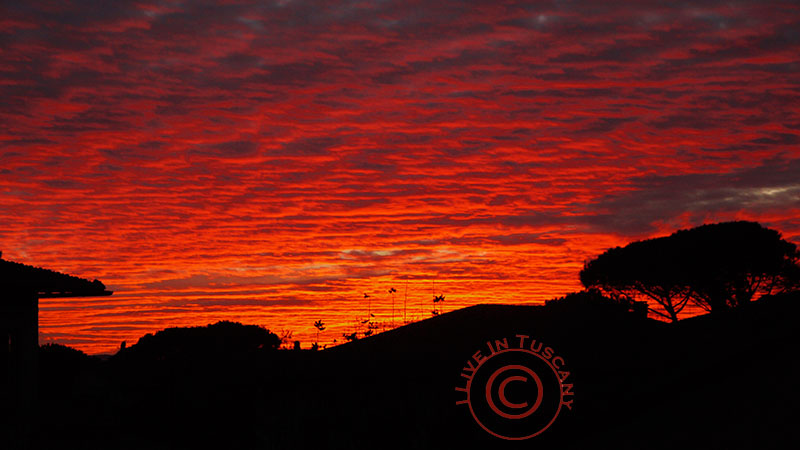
116,320,281,360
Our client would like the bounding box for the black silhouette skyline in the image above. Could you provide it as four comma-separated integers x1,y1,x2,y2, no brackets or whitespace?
2,2,800,448
3,221,799,449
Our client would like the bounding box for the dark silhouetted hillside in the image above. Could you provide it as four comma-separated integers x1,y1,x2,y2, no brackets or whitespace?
32,292,800,450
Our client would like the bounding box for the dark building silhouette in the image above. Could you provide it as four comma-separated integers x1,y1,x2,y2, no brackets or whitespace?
0,251,111,448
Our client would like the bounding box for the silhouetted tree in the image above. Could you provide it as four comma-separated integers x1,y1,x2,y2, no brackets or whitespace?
432,294,445,316
38,343,96,403
581,221,800,321
675,222,799,311
363,321,379,338
39,342,90,364
545,288,648,319
279,329,294,349
779,261,800,292
343,332,358,342
580,241,691,322
117,321,282,360
313,319,325,342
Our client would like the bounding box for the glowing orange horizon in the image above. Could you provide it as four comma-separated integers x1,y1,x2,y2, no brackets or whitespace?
18,220,784,354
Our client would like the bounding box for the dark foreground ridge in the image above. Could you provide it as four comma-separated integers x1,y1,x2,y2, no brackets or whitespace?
28,291,799,450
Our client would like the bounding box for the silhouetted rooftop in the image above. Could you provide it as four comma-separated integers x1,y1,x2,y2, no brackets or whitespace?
0,252,112,298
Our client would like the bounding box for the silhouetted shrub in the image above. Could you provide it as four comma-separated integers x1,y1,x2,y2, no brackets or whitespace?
545,288,648,319
116,320,281,363
38,343,98,401
40,342,89,361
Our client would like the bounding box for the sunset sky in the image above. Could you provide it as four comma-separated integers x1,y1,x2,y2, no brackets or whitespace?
2,0,799,354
